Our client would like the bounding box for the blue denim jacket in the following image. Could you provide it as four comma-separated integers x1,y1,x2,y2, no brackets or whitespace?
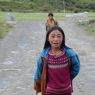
34,47,80,81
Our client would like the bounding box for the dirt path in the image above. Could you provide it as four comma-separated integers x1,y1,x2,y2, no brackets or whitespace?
0,18,95,95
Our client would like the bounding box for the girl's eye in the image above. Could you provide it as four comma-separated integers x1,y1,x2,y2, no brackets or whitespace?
51,35,55,38
57,35,61,38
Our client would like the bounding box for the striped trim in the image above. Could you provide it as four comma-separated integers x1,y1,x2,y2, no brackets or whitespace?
47,84,71,91
48,63,68,69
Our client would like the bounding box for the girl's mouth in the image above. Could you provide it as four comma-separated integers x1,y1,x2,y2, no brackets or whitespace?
53,43,59,45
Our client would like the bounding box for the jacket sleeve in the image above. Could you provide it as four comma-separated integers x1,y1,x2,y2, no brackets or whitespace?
34,55,43,81
70,54,80,79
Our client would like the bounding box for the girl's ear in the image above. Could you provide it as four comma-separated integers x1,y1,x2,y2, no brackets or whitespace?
48,37,50,42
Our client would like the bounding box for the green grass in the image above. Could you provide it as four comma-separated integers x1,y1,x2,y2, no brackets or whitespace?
83,24,95,35
0,12,65,21
79,0,95,3
10,12,65,21
0,11,95,21
88,12,95,20
0,0,12,1
77,12,95,36
0,11,95,38
79,20,95,36
0,12,13,38
84,12,95,36
0,11,65,38
0,22,13,38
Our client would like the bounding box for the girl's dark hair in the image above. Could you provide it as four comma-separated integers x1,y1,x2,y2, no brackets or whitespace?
48,13,53,17
43,26,66,49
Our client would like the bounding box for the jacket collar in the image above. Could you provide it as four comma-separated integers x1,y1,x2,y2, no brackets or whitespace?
41,47,76,58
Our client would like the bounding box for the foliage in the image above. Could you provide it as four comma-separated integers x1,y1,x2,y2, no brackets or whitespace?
0,0,95,12
0,20,13,38
79,19,95,36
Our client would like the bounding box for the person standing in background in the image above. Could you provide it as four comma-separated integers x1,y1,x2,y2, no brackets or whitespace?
46,13,58,32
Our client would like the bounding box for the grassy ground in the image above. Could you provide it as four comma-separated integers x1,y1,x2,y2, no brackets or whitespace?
1,12,94,21
79,12,95,36
13,12,65,21
0,12,13,38
0,20,13,38
0,12,65,38
80,21,95,36
0,11,95,38
0,12,65,21
88,12,95,20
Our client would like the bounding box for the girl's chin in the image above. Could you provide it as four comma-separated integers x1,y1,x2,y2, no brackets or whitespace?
52,45,60,48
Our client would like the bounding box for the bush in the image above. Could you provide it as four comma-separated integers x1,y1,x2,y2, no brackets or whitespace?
0,22,13,38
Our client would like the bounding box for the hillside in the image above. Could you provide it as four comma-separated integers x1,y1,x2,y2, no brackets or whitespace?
0,0,95,12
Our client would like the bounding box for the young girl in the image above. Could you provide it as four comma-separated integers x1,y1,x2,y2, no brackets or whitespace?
34,26,80,95
46,13,58,32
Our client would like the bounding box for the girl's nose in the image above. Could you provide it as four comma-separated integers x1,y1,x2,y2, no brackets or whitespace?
54,37,58,41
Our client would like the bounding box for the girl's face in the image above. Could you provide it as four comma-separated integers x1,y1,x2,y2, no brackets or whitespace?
48,30,63,49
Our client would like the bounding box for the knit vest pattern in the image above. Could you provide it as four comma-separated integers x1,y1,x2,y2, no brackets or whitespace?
46,50,72,94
